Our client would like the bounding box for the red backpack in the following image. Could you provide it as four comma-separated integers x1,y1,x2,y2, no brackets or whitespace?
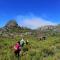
14,43,21,51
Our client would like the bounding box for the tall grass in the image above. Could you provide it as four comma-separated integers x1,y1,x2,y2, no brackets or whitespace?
0,35,60,60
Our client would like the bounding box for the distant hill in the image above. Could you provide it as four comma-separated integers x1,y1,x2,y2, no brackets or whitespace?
35,25,60,38
5,20,18,28
3,20,31,32
0,20,32,38
0,20,60,38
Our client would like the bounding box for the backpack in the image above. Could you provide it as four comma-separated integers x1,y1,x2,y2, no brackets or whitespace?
20,39,25,47
14,43,21,51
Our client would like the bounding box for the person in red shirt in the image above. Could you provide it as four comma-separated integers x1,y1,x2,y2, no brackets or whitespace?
14,41,21,57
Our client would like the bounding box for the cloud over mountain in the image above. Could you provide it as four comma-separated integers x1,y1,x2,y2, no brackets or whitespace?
16,14,57,29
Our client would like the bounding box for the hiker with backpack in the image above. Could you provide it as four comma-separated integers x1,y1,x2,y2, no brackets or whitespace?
14,41,21,58
20,38,26,47
25,39,31,51
26,40,29,45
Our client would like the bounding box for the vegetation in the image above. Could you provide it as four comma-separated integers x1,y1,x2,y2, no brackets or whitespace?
0,35,60,60
0,20,60,60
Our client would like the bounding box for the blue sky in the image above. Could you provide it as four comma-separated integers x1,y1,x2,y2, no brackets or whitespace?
0,0,60,29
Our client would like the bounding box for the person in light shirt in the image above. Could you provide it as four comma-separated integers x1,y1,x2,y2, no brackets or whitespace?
20,38,25,47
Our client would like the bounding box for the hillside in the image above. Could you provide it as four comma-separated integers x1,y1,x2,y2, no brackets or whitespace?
0,32,60,60
0,20,60,60
35,25,60,38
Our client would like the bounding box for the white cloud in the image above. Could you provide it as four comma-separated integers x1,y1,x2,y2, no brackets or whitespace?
16,15,57,29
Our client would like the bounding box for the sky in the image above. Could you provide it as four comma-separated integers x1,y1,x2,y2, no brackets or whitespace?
0,0,60,29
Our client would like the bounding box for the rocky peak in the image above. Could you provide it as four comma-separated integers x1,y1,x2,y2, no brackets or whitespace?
5,20,18,29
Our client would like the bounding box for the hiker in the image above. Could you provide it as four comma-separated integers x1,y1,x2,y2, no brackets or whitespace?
25,40,31,51
20,38,25,47
14,41,21,57
26,40,29,45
